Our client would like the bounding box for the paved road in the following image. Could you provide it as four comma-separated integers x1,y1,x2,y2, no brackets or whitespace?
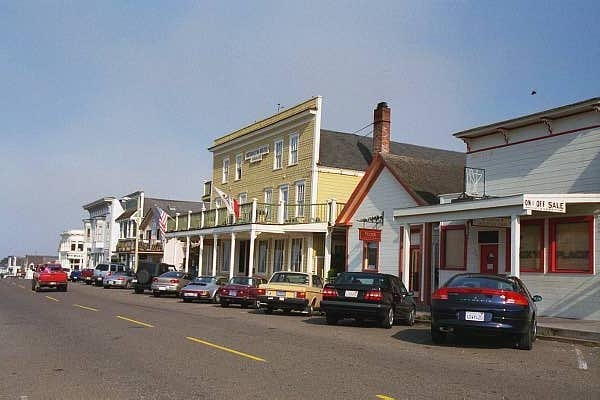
1,279,598,400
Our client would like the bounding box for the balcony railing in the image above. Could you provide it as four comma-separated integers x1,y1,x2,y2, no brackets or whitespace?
116,238,164,253
168,199,345,233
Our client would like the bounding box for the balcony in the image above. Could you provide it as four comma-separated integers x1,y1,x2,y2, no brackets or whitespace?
116,238,164,253
168,200,345,233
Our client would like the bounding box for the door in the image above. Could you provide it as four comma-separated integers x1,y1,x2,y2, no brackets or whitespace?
409,248,421,300
238,240,250,275
480,244,498,274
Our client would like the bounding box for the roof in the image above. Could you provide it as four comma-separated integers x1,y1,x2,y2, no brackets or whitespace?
453,97,600,139
319,130,465,171
115,197,206,223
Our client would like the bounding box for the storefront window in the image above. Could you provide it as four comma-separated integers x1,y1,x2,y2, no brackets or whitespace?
257,240,268,274
363,241,379,271
291,238,303,272
551,217,593,273
441,225,466,270
273,239,284,271
520,221,544,272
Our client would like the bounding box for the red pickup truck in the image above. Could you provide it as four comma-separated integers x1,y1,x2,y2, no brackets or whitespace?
32,264,68,292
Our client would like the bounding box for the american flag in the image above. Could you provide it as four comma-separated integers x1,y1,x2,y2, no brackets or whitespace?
156,207,169,240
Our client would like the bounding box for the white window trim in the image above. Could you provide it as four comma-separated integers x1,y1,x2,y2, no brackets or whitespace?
235,154,243,181
222,158,229,183
288,133,299,166
295,181,305,217
273,139,283,170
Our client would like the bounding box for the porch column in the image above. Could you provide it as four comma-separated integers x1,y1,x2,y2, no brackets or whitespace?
251,198,257,223
510,215,521,278
184,236,190,273
306,235,314,274
229,232,236,279
402,224,410,289
201,204,206,228
212,234,218,276
324,228,332,279
248,230,255,277
198,236,204,276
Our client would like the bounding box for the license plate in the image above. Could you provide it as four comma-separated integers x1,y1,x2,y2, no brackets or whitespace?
465,311,485,322
230,291,237,297
49,282,56,285
345,290,358,298
276,291,286,297
184,292,197,297
279,297,285,301
159,287,166,291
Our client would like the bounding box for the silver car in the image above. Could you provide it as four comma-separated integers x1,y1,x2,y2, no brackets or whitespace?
180,276,228,303
103,270,135,289
151,271,192,297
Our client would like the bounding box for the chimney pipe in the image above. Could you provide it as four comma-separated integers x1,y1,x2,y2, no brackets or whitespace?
373,102,390,155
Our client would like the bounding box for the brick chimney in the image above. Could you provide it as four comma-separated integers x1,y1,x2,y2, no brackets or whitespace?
373,101,390,155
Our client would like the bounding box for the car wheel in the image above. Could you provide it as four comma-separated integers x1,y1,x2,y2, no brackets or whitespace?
254,300,261,309
405,307,416,326
62,285,68,292
304,302,314,316
220,301,229,308
153,291,160,297
531,317,537,342
264,307,273,315
431,328,446,344
325,314,339,325
213,292,221,304
134,287,143,294
125,281,132,289
31,280,36,291
517,320,534,350
241,303,248,309
380,307,394,329
103,285,109,289
183,298,192,303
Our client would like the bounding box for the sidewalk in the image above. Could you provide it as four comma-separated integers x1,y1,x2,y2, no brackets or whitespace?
415,310,600,346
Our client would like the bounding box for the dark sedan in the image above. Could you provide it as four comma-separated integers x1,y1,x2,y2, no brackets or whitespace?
69,269,82,282
320,272,416,329
219,276,267,308
430,273,542,350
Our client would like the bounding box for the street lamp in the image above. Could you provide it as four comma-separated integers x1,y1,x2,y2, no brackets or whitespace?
133,194,144,273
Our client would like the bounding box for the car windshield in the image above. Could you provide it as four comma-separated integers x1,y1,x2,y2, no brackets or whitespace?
48,266,62,272
446,275,518,291
229,277,253,285
334,273,388,287
160,271,184,278
270,273,309,285
96,265,108,271
193,276,215,284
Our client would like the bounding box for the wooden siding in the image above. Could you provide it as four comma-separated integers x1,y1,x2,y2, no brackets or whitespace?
467,112,600,196
346,168,418,275
211,120,316,204
316,171,363,204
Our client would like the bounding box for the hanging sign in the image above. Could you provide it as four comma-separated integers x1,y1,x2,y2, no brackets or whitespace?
359,228,381,242
523,196,566,213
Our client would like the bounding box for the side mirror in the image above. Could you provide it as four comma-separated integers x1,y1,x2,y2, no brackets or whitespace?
532,295,542,302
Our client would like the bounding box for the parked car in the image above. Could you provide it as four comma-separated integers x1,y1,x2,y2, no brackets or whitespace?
92,263,127,286
219,276,268,308
256,271,323,315
69,269,82,282
430,273,542,350
31,264,68,292
80,268,95,285
151,271,193,297
103,269,135,289
320,271,416,328
180,276,228,303
132,262,175,294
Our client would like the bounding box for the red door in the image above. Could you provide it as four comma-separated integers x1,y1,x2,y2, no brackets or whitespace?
480,245,498,274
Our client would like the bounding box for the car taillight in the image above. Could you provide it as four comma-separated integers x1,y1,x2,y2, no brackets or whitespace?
322,287,338,300
169,279,179,284
107,272,112,276
432,288,449,300
501,292,529,306
117,277,125,281
296,292,306,299
256,288,266,296
152,278,158,282
364,289,383,302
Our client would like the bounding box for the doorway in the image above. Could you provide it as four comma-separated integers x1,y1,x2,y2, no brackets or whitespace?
480,244,498,274
238,240,250,275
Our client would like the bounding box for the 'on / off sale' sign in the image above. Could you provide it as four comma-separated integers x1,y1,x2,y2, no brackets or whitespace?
523,196,566,213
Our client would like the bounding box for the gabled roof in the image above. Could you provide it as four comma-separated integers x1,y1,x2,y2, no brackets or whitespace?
319,130,465,171
115,197,206,224
336,152,465,225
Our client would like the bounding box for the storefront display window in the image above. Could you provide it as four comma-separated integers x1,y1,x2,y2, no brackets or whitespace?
520,221,544,272
441,225,466,270
550,217,593,273
363,241,379,271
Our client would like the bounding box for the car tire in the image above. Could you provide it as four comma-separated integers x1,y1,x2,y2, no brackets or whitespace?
153,291,160,297
125,281,132,289
220,301,229,308
241,303,248,309
254,300,261,309
183,298,192,303
404,307,416,326
517,320,535,350
431,328,446,344
325,314,339,325
380,307,394,329
213,292,221,304
137,270,151,285
264,307,273,315
31,280,36,291
304,302,314,316
103,285,109,289
62,285,68,292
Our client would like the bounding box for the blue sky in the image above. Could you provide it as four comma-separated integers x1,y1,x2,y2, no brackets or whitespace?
1,1,598,256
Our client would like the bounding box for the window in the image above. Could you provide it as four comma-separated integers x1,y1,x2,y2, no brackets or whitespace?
520,221,544,272
71,243,76,251
363,241,379,271
289,133,299,165
550,216,593,273
78,243,83,251
222,159,229,183
295,181,305,218
239,192,247,205
257,240,268,274
280,185,289,220
273,239,285,271
264,188,273,220
274,140,283,169
203,181,212,197
219,241,231,272
235,154,242,180
291,238,303,271
441,225,466,270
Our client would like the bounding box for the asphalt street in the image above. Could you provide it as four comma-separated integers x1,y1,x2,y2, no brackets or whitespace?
0,279,598,400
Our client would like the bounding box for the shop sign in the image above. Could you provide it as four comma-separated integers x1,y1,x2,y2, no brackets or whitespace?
471,217,511,228
359,228,381,242
523,196,566,213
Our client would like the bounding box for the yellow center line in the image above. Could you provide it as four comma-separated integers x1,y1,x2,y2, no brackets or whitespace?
116,315,154,328
45,296,60,302
73,304,99,312
376,395,396,400
186,336,266,362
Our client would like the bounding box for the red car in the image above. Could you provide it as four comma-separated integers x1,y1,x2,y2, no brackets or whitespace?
32,264,68,292
80,268,95,285
219,276,268,308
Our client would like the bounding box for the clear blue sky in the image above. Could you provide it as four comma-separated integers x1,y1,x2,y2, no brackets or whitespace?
1,1,598,257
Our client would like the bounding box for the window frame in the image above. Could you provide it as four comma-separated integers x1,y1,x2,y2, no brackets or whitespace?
222,158,229,183
362,240,380,272
235,154,242,181
549,216,594,274
273,139,283,170
295,181,305,218
519,219,545,273
288,133,299,165
440,224,467,270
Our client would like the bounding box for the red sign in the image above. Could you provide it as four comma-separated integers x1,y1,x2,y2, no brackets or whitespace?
359,228,381,242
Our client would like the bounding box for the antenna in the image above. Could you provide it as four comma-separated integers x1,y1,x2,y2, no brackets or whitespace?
276,103,284,112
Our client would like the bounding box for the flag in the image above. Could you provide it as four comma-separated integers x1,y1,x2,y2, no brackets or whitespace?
213,186,235,216
156,207,169,240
